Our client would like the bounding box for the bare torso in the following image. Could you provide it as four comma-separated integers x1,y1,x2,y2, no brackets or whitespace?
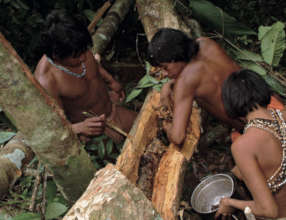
227,108,286,218
34,50,112,123
250,109,286,217
177,37,242,130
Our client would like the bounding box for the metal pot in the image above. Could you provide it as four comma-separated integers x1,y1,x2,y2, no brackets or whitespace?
191,173,235,215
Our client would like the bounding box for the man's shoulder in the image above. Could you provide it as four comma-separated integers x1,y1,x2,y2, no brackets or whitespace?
183,60,206,76
177,62,204,90
34,56,58,89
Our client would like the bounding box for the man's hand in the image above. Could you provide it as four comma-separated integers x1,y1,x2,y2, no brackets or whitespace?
215,198,235,220
72,114,105,136
162,120,172,135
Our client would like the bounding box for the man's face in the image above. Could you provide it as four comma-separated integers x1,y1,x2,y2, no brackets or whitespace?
159,62,186,79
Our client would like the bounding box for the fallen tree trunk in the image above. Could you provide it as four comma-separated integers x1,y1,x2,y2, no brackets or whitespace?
116,90,201,220
63,164,162,220
92,0,135,54
0,33,96,203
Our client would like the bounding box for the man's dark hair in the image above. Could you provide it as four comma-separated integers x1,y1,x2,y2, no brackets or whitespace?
147,28,199,66
222,69,272,119
40,10,92,60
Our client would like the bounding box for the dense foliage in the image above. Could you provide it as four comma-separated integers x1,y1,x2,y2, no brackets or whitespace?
0,0,108,69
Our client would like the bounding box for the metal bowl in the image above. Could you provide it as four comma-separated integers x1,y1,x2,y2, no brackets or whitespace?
191,173,234,214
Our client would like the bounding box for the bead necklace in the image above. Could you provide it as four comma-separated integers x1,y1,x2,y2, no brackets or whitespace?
244,109,286,193
47,56,86,78
267,109,286,193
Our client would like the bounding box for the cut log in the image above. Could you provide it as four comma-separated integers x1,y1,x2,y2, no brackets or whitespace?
116,90,160,183
0,133,34,198
63,164,162,220
116,89,201,219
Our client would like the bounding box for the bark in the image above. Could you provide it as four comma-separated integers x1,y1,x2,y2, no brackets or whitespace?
136,0,202,41
0,33,96,203
116,91,160,183
0,133,34,198
92,0,135,55
63,164,162,220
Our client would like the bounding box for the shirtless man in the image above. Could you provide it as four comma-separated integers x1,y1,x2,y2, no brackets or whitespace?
34,10,137,143
147,28,243,146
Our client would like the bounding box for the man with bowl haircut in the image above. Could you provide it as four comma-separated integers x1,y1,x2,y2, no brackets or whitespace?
34,10,137,143
147,28,244,146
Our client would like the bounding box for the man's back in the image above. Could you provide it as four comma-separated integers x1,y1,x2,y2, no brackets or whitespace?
180,37,242,130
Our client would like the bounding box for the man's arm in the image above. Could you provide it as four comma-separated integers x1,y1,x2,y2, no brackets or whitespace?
93,53,125,102
34,70,64,108
215,135,279,219
164,75,197,146
35,67,105,138
160,79,175,108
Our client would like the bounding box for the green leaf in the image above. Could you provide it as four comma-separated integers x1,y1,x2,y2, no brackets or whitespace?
145,61,151,75
0,131,16,144
45,202,68,220
125,88,143,103
12,0,29,10
115,142,123,152
91,134,107,143
136,82,156,89
189,0,256,36
87,143,98,151
98,140,105,159
146,74,159,84
258,21,286,66
11,213,41,220
160,78,169,84
106,139,113,155
46,181,58,203
263,75,286,98
238,60,267,76
137,74,153,86
153,84,162,91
